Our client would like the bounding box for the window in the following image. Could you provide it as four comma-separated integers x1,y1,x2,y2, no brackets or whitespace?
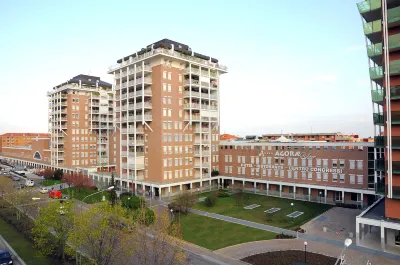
350,174,355,184
274,169,279,177
178,99,182,106
179,74,182,82
339,160,345,169
316,172,321,181
251,168,254,176
168,97,172,104
341,146,346,152
268,169,272,177
256,157,259,164
302,171,306,180
349,160,355,169
238,156,241,163
294,171,298,179
340,174,345,183
163,83,167,91
168,84,172,92
357,160,363,170
242,156,246,163
332,160,337,168
323,173,328,181
316,159,321,167
225,155,228,163
280,170,284,178
237,167,241,174
323,159,328,167
307,159,312,167
301,159,306,167
178,86,182,94
308,172,312,180
288,158,292,166
268,157,272,164
288,171,292,178
251,156,255,164
357,175,363,184
241,167,246,175
168,109,171,117
163,108,167,116
293,158,298,166
168,72,172,80
332,174,338,182
262,157,266,164
163,71,167,79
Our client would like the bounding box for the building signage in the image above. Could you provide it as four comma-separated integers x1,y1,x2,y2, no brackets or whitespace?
239,163,343,174
274,151,316,159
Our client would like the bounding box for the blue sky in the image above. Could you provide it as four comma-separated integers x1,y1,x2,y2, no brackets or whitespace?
0,0,374,137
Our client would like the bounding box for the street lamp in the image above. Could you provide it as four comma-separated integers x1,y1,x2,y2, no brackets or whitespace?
304,241,308,263
334,238,352,265
319,191,322,203
170,209,174,222
291,202,294,212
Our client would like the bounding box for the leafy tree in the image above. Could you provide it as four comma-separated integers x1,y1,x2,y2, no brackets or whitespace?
121,196,145,210
0,177,14,197
32,201,75,262
204,193,217,207
109,172,118,207
69,203,135,265
132,207,155,226
53,169,63,180
232,183,247,206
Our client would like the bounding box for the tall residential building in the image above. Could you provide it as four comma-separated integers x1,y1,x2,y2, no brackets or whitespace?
356,0,400,251
47,75,116,170
0,133,50,153
108,39,227,196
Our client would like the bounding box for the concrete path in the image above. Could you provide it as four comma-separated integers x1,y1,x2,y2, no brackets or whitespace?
216,239,398,265
191,209,400,261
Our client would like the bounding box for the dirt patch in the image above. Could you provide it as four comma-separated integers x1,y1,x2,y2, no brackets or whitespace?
242,250,336,265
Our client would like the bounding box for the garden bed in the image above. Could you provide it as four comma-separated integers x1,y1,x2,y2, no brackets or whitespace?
242,250,336,265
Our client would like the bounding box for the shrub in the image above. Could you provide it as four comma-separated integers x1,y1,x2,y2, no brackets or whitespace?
53,169,63,180
132,207,155,226
121,196,145,210
211,170,219,177
204,195,217,207
275,233,296,239
172,192,197,214
217,190,230,198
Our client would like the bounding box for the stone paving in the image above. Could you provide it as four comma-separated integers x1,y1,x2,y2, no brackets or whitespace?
216,239,398,265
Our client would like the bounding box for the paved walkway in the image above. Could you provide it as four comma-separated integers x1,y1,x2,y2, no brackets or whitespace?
216,239,398,265
0,235,25,265
191,209,400,262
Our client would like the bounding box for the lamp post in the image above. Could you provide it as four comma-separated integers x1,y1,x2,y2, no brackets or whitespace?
334,238,352,265
291,202,294,212
319,191,322,203
170,208,174,222
304,241,308,263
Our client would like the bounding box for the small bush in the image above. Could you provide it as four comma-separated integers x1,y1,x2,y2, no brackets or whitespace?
275,233,296,239
217,190,230,198
211,170,219,177
132,207,155,226
121,196,145,210
204,195,217,207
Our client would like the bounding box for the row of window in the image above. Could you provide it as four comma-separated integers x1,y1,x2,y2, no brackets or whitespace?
222,145,364,152
226,166,364,184
72,159,97,166
71,144,97,150
162,133,194,142
162,71,182,82
163,157,193,167
71,152,98,158
163,145,192,155
163,168,192,180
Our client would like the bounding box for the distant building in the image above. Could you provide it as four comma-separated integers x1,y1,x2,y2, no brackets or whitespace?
220,134,240,141
0,133,50,153
1,136,51,165
262,133,360,142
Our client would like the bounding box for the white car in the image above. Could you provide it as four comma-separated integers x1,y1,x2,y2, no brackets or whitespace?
39,187,49,194
25,179,35,187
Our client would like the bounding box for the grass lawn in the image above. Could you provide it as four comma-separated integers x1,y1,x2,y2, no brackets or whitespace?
61,187,110,203
180,213,276,250
40,179,62,186
0,218,52,265
194,193,332,229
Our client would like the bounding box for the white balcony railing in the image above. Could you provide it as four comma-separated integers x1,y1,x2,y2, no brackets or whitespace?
183,91,200,98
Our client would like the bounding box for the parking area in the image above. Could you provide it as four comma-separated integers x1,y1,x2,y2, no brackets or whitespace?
0,236,23,265
301,207,362,241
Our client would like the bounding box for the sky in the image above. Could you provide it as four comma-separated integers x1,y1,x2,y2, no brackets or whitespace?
0,0,374,137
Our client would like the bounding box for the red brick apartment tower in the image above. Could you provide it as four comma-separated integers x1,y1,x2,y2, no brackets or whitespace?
358,0,400,219
47,75,115,170
108,39,227,196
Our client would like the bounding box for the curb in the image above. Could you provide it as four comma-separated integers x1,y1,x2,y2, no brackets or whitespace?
0,235,26,265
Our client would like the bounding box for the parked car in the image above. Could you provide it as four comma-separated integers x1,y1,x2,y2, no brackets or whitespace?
49,190,62,199
25,179,34,187
0,250,13,265
12,176,20,181
39,187,49,194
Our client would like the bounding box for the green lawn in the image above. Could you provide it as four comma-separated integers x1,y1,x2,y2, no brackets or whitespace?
194,193,332,229
61,187,110,203
40,179,62,186
0,218,52,265
180,213,276,250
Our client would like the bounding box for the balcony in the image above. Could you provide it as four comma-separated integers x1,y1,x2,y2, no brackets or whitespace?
369,66,383,80
194,150,210,156
129,89,152,98
128,139,144,146
393,186,400,200
128,65,152,75
388,6,400,25
371,89,384,103
357,0,381,15
194,139,210,145
135,101,152,109
373,113,384,125
375,180,385,195
121,163,145,170
392,111,400,124
375,136,384,148
184,103,200,109
121,127,144,134
363,19,381,43
194,127,210,133
184,79,199,86
184,115,201,121
391,86,400,100
184,91,200,98
194,163,210,168
184,68,200,75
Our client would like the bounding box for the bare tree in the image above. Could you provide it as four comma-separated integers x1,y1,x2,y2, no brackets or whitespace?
132,208,187,265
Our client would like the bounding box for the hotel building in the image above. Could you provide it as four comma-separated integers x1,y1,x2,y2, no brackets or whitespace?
108,39,227,196
356,0,400,252
262,133,362,142
47,74,116,170
0,133,50,153
218,138,376,208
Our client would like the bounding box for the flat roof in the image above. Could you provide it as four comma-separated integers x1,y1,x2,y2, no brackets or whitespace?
220,140,374,147
262,133,355,137
54,74,111,90
362,199,400,224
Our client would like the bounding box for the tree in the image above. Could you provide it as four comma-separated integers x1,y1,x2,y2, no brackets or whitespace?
109,173,118,207
121,196,145,210
204,193,217,207
132,209,186,265
70,203,135,265
170,192,197,213
232,183,247,206
32,200,75,262
53,169,63,180
0,177,14,197
132,207,155,226
40,169,54,179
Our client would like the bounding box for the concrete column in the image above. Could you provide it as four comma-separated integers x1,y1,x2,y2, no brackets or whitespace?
361,193,364,208
135,183,137,196
232,179,234,186
342,190,345,203
209,179,211,191
279,185,282,197
151,186,154,198
159,187,162,201
267,183,269,195
381,225,386,251
180,184,182,193
293,186,296,199
324,189,327,204
254,182,257,194
190,182,193,192
356,220,360,246
242,180,245,187
168,186,171,198
361,224,365,240
308,187,311,201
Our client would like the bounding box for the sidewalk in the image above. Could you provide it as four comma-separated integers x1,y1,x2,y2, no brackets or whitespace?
0,235,25,265
191,209,400,262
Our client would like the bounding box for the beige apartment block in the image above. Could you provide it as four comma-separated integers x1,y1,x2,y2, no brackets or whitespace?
108,39,228,196
47,75,115,170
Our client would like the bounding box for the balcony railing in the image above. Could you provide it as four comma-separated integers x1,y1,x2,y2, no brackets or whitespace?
375,181,385,195
194,150,210,156
121,163,145,170
393,186,400,200
194,163,210,168
184,79,199,86
388,6,400,25
373,113,384,125
375,158,385,171
363,19,381,35
184,91,200,98
371,89,384,103
369,66,383,80
357,0,381,14
375,136,384,148
184,103,200,109
194,127,210,133
184,68,200,75
367,43,382,57
391,111,400,124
